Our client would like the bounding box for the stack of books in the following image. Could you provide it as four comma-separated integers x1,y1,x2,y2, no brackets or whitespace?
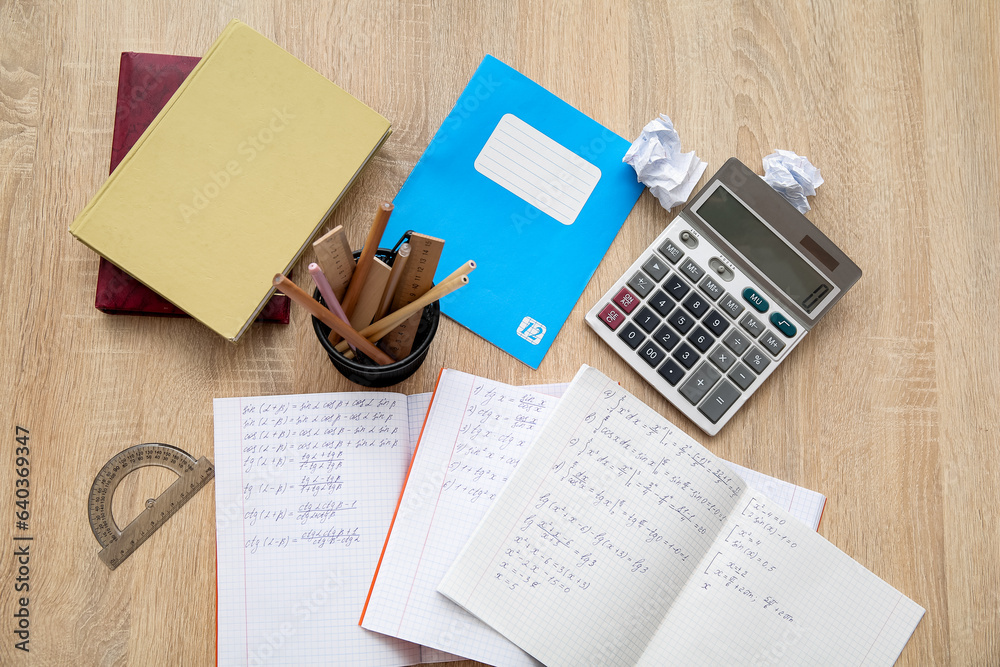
71,21,391,341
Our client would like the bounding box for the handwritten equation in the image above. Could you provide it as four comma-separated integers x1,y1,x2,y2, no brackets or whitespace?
436,383,552,508
228,394,410,554
484,383,746,594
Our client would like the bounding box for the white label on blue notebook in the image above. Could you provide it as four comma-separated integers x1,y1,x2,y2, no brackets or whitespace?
516,316,547,345
474,114,601,225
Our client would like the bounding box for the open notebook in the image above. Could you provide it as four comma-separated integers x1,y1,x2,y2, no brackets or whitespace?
214,372,827,666
360,370,825,667
438,366,924,666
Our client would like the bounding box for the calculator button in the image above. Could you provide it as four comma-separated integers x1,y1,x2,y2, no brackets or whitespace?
682,293,710,318
702,310,730,337
687,326,715,353
728,362,756,390
708,345,736,372
657,359,685,386
598,304,625,331
627,272,654,298
679,363,721,405
637,340,666,367
658,239,684,264
652,325,680,351
648,290,675,317
739,312,765,338
672,343,700,369
699,276,724,301
642,256,669,282
760,330,786,356
699,380,741,424
633,306,661,333
744,346,771,374
613,287,640,314
680,259,705,283
618,322,645,349
662,274,690,300
769,312,797,337
667,308,694,334
723,330,751,356
742,287,769,312
719,293,745,319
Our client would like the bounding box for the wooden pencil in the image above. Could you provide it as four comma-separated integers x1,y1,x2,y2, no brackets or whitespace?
272,274,395,366
336,274,470,358
340,201,393,319
439,259,476,284
374,243,411,321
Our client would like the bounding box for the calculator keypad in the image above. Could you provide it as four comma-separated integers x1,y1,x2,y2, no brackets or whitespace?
586,222,805,435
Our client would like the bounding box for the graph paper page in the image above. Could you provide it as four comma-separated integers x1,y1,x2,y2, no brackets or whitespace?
361,370,553,667
214,392,421,667
728,462,826,530
515,382,828,530
439,365,923,667
437,366,743,665
391,380,822,666
636,490,924,666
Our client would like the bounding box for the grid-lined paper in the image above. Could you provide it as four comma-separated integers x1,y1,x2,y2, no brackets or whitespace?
518,383,828,530
439,365,924,667
361,370,551,666
214,391,421,667
728,463,826,530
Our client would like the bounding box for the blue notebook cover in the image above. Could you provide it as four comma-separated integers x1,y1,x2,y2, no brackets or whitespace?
385,55,643,368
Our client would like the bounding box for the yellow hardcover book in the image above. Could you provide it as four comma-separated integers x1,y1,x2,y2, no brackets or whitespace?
69,20,391,341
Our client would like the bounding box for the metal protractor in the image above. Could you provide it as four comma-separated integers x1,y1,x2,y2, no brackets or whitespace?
88,443,214,570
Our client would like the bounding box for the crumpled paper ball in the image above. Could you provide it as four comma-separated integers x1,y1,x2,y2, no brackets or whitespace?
762,149,824,213
623,114,707,211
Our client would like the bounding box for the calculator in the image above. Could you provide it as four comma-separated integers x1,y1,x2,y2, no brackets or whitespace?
585,158,861,435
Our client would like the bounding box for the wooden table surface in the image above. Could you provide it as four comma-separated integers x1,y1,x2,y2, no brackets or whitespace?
1,1,997,665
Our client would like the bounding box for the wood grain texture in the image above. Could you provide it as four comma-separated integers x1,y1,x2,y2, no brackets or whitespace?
0,0,997,664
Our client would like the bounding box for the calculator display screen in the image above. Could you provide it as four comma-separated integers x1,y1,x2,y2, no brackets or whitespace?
696,186,832,313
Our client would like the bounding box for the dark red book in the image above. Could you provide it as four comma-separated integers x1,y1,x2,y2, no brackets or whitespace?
95,52,291,323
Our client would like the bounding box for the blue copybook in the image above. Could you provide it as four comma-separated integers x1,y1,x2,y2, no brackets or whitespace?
385,55,643,368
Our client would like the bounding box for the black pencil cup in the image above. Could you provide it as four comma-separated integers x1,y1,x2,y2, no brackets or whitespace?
311,249,440,388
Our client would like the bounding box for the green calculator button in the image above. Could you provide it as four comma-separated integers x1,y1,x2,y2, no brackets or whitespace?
742,287,769,312
769,312,797,337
